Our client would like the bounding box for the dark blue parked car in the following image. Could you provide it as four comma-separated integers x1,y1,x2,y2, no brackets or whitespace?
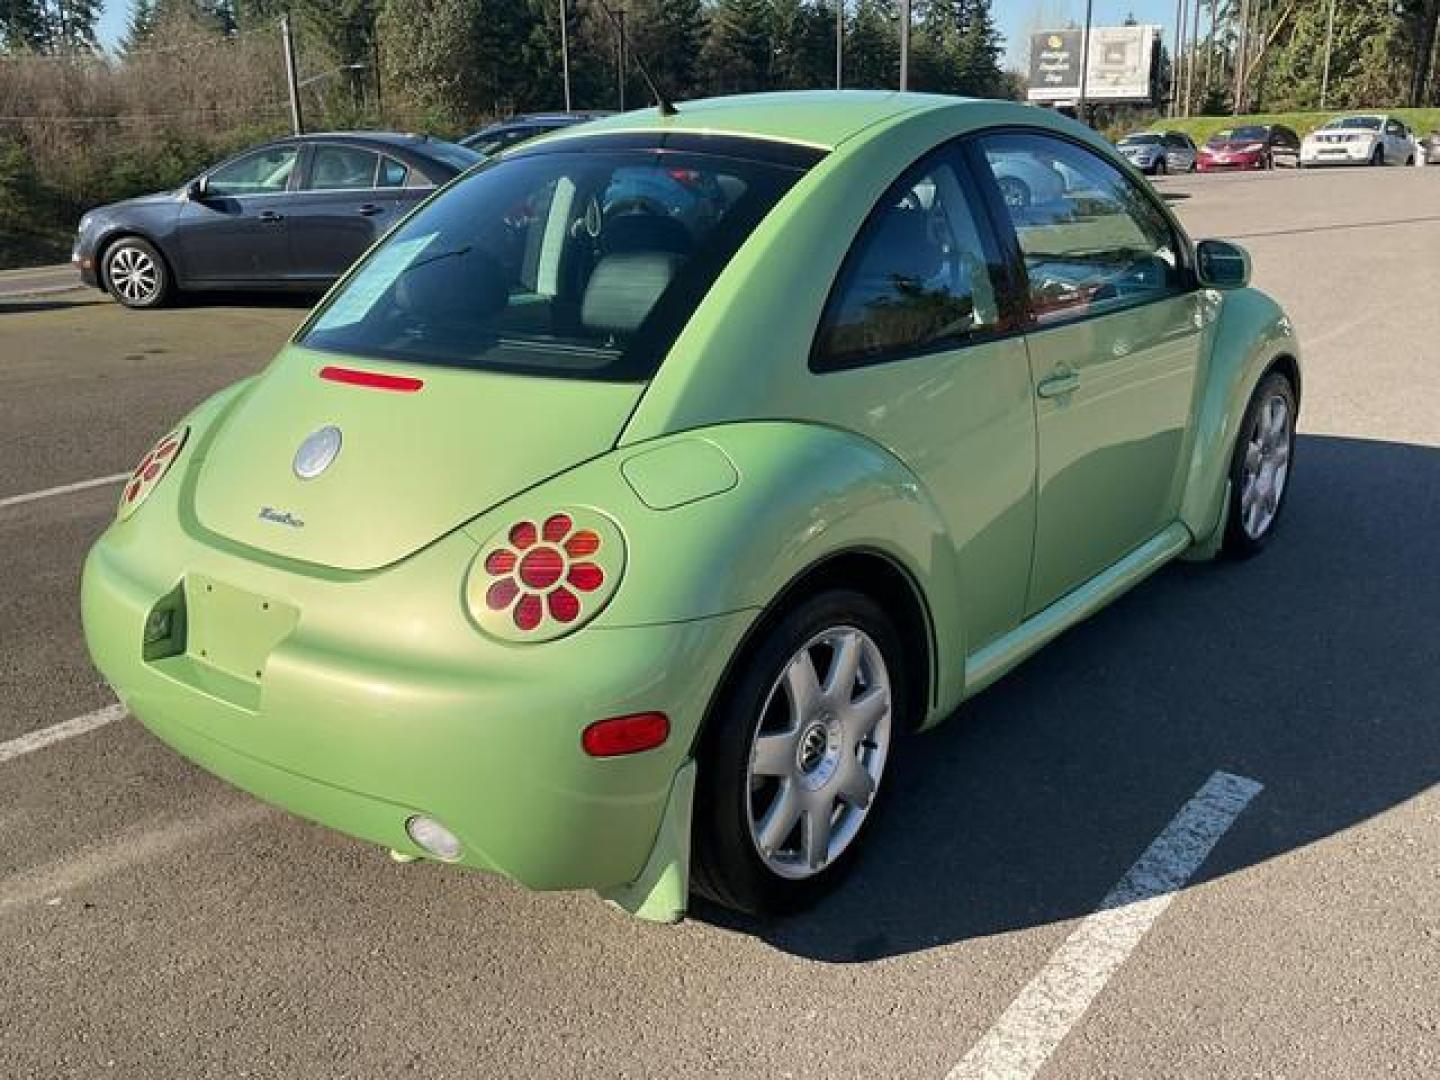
72,132,480,308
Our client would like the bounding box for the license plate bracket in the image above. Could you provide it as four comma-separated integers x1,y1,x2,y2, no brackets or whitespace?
184,574,298,684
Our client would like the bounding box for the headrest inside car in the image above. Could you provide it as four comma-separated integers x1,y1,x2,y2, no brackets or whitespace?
856,207,942,285
393,246,509,323
582,252,684,336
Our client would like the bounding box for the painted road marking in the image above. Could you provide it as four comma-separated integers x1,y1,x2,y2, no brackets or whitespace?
0,473,129,511
947,770,1264,1080
1,802,272,914
0,704,126,765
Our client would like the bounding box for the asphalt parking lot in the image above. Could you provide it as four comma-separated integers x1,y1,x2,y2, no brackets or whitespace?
2,165,1438,1079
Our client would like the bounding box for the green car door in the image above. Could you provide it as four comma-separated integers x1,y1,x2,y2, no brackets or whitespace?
975,131,1204,614
802,141,1037,655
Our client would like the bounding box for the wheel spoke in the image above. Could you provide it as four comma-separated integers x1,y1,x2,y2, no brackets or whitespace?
750,731,796,778
756,781,802,855
836,760,876,809
825,631,862,699
847,686,889,742
801,799,834,869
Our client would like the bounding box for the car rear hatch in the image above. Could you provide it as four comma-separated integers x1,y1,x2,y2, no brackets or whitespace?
189,346,643,571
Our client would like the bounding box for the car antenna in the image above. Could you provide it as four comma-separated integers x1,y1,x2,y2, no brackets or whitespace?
592,0,678,117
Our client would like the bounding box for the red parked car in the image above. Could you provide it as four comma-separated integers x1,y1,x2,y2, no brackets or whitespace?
1197,124,1301,172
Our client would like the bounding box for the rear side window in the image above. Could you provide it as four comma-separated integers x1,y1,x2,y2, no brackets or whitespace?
978,132,1182,324
298,147,812,381
307,146,380,190
814,150,1005,370
378,157,408,188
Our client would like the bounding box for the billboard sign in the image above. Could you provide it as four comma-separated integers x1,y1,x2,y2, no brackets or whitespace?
1028,30,1083,101
1028,25,1161,105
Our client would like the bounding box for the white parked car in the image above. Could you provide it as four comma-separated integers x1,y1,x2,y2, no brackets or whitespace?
1300,114,1417,168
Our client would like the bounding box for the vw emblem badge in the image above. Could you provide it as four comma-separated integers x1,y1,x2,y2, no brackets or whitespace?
293,425,342,480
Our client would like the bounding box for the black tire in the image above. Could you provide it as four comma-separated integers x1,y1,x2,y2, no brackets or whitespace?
1222,371,1298,558
102,236,172,309
692,588,911,916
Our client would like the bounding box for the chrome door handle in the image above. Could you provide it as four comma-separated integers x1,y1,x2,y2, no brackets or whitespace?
258,210,285,223
1037,371,1081,399
358,203,385,216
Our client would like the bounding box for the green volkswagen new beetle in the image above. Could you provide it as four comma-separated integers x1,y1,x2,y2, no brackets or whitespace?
82,92,1300,921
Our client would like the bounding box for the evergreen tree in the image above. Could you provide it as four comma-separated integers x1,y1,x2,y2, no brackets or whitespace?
630,0,706,100
702,0,774,94
953,0,1002,97
847,0,897,89
0,0,51,51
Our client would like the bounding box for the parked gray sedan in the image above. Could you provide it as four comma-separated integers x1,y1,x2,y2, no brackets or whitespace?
72,133,480,308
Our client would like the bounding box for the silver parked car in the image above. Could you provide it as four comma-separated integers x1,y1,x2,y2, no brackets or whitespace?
1115,131,1196,175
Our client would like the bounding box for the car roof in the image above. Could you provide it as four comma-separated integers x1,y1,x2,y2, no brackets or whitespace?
546,90,977,151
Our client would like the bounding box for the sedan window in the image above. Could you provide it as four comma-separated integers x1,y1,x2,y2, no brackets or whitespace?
979,132,1182,324
815,154,1003,370
378,157,409,188
307,145,381,191
206,146,298,197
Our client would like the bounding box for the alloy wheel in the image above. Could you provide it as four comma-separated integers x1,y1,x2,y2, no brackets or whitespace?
108,246,159,305
1239,391,1292,539
744,626,892,880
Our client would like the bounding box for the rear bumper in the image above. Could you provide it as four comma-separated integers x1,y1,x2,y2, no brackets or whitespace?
81,526,752,893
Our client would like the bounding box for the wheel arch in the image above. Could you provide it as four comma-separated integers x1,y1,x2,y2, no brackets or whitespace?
95,229,176,295
687,545,937,760
1179,289,1303,549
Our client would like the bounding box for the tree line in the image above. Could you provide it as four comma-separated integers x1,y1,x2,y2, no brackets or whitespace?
3,1,1012,127
1170,0,1440,115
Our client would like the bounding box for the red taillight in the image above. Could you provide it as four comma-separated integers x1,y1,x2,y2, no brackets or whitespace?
319,365,424,393
667,167,701,188
582,713,670,757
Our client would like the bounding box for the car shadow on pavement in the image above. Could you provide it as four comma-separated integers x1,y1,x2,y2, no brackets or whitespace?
174,290,321,310
695,434,1440,962
0,298,99,315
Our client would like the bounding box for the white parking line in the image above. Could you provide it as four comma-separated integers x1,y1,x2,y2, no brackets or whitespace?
0,472,129,511
947,770,1264,1080
0,704,126,765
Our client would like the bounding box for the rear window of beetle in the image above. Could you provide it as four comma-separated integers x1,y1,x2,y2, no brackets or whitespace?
298,146,811,381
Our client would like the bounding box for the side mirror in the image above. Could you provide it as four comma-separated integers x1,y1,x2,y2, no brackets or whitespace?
1195,239,1251,290
186,176,209,200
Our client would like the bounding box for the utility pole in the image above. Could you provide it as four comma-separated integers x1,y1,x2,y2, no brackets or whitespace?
1319,0,1337,109
899,0,911,90
1232,0,1249,114
1204,0,1217,98
559,0,572,111
1171,0,1187,118
1187,0,1202,116
1077,0,1094,124
281,14,303,136
835,1,844,89
616,6,626,111
372,35,383,125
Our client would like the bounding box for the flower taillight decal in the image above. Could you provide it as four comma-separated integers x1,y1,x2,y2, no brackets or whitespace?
118,427,189,520
468,511,625,642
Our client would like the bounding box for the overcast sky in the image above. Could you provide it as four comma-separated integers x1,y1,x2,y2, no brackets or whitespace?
96,0,1187,74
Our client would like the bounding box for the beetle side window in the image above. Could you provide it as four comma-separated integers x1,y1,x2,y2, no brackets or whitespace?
206,147,298,196
814,155,1004,370
978,132,1182,324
